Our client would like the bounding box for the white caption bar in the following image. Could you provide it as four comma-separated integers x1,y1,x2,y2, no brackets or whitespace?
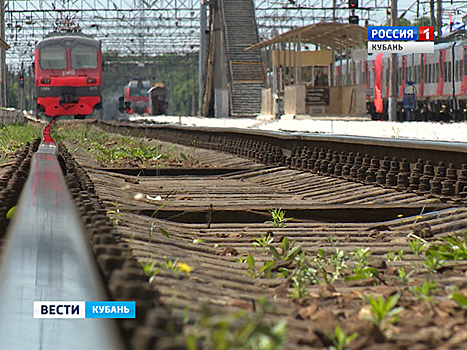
368,41,434,54
34,301,85,318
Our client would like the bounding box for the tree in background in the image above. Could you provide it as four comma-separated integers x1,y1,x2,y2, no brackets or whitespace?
413,17,431,27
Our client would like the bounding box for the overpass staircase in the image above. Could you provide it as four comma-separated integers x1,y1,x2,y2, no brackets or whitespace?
201,0,264,117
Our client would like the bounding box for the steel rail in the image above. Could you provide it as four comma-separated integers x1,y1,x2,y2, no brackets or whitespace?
0,121,125,349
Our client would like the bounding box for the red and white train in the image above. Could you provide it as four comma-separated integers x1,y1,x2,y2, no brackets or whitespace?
335,31,467,121
35,31,103,119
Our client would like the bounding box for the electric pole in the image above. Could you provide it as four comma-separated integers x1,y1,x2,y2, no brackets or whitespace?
430,0,435,27
0,0,5,107
436,0,442,35
388,0,398,121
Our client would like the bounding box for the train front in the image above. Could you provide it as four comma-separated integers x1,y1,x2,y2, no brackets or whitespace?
35,33,102,118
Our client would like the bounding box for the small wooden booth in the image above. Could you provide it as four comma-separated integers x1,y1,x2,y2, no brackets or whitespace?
246,22,368,117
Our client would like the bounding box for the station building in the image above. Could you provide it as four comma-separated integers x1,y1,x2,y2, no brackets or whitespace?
247,22,368,118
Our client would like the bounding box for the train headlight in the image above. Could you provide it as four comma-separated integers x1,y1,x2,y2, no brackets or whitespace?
40,78,51,84
86,78,97,84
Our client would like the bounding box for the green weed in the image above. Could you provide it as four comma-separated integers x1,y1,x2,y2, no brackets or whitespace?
411,279,438,301
253,233,274,252
269,237,301,262
327,326,358,350
246,254,275,278
395,267,415,285
0,123,41,163
364,293,403,332
265,208,291,228
408,238,429,257
426,234,467,261
451,292,467,309
185,300,287,350
107,202,124,225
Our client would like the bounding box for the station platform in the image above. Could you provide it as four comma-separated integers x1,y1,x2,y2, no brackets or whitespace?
129,115,467,143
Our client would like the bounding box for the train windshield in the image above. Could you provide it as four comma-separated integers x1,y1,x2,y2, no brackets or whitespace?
70,44,98,69
40,44,67,69
129,81,150,96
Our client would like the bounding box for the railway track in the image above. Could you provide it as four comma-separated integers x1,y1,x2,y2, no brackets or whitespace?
1,118,467,349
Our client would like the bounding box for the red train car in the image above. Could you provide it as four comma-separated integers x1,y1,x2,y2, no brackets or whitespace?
35,32,103,119
123,79,151,115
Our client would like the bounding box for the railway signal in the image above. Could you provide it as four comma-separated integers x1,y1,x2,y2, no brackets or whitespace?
349,0,358,9
19,74,24,88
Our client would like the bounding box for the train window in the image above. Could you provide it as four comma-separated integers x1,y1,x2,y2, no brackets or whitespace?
70,44,98,69
436,63,439,83
456,61,459,82
448,61,451,82
40,44,67,69
443,62,447,82
461,59,464,78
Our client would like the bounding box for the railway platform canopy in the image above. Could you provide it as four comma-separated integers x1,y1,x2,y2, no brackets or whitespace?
247,22,368,118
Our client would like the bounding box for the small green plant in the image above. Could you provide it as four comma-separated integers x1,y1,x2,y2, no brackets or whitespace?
364,293,404,332
327,326,358,350
185,299,287,350
423,255,444,274
285,253,321,298
269,237,301,262
265,208,292,228
246,254,275,278
253,233,274,252
451,292,467,309
0,123,41,164
311,249,347,284
386,249,404,261
407,238,429,257
180,151,198,164
141,261,160,280
326,235,339,245
395,267,415,284
107,202,124,225
160,258,179,271
426,234,467,261
344,247,378,281
235,256,246,263
289,275,310,299
159,227,171,238
411,279,438,301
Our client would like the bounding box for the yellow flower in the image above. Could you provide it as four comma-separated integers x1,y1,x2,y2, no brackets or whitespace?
416,215,422,220
397,214,403,218
176,262,193,274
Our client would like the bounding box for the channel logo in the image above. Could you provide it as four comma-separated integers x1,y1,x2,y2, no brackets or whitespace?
368,26,435,41
368,26,418,41
33,301,136,319
418,26,434,41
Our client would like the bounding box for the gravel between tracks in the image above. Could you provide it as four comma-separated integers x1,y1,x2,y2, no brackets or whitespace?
66,132,467,350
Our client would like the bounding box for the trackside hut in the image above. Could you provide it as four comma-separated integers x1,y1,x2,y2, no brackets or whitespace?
246,22,368,117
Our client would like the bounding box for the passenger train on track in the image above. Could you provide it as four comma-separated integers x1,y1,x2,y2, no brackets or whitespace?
35,31,103,119
336,29,467,121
